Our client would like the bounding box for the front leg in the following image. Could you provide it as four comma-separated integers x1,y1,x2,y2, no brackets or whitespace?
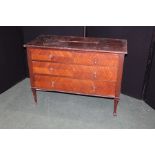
31,88,37,104
113,98,119,116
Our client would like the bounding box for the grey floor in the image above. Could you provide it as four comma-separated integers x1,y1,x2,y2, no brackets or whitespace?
0,78,155,129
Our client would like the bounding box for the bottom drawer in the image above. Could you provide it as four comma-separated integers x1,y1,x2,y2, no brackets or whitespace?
33,75,116,97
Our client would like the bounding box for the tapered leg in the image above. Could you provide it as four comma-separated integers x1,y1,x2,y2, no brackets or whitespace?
31,88,37,103
113,98,119,116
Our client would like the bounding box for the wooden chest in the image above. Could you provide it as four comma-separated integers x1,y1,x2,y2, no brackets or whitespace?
24,35,127,116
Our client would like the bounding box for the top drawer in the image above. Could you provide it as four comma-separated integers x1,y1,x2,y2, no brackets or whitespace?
29,48,119,66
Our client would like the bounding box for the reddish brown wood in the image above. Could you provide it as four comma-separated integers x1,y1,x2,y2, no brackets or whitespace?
24,35,127,116
32,61,118,82
27,49,34,86
30,48,119,66
115,54,125,97
33,75,116,97
113,54,125,115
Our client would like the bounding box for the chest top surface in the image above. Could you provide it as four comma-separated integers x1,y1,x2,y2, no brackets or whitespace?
24,35,127,54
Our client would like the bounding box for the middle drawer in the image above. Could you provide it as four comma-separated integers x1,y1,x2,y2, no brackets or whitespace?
32,61,118,82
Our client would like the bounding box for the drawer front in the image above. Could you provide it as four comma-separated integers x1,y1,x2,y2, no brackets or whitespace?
34,75,116,97
32,61,118,82
30,48,119,66
94,81,116,96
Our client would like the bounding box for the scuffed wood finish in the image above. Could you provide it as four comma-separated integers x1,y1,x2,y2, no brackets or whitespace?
24,35,127,54
24,35,127,116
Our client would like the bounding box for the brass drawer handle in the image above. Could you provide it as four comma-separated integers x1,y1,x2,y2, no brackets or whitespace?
94,58,97,64
49,67,53,71
93,72,97,79
49,54,54,59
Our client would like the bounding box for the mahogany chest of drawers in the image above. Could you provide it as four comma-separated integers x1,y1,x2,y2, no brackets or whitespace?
24,35,127,116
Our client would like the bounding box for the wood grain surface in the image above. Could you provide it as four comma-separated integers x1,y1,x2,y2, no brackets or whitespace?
34,75,116,97
30,48,119,66
32,61,118,82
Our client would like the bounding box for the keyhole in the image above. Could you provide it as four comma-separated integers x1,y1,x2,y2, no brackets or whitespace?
94,72,97,78
51,81,55,87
